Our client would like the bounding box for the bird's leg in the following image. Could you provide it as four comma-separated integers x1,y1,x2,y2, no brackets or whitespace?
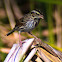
19,31,25,47
28,32,38,39
19,31,22,47
28,32,41,45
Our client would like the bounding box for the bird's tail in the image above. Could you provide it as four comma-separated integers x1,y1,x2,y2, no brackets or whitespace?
6,27,17,36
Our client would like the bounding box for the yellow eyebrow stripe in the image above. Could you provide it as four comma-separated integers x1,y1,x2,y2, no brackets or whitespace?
32,10,40,14
36,12,40,14
34,11,40,14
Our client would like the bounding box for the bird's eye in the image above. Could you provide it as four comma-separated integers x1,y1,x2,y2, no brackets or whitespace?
32,15,34,17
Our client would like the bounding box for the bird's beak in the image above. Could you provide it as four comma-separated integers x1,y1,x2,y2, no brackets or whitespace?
40,15,44,19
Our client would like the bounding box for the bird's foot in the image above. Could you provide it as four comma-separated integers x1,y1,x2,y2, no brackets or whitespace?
19,41,25,47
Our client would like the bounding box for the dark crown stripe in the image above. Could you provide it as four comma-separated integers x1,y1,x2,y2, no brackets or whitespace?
34,9,41,14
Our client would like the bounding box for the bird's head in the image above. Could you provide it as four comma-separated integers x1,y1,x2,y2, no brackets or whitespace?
31,10,44,19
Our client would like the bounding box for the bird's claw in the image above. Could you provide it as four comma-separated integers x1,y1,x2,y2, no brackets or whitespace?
19,41,25,47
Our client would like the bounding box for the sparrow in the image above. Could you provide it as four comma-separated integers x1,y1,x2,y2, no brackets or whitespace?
6,10,44,46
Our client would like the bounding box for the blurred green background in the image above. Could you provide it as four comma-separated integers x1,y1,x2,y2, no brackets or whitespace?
0,0,62,61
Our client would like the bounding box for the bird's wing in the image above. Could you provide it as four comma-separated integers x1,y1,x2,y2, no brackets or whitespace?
15,17,25,27
16,13,33,27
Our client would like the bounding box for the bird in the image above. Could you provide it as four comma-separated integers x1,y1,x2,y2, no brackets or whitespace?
6,10,44,46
